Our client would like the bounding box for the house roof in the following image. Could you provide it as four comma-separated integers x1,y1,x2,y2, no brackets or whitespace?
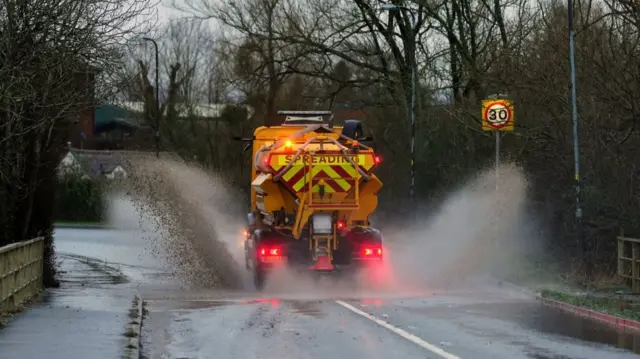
94,101,254,133
62,149,131,177
94,104,142,131
114,101,254,119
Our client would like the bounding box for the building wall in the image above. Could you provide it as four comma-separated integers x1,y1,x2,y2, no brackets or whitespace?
67,70,96,149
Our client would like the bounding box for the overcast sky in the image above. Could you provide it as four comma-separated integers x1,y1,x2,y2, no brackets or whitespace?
157,0,186,23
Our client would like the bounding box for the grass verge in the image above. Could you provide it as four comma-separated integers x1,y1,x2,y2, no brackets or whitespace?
496,257,640,323
539,288,640,322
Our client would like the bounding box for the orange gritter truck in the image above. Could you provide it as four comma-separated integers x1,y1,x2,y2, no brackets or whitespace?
238,110,384,290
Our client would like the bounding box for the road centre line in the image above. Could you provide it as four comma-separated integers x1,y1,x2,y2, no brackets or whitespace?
334,300,461,359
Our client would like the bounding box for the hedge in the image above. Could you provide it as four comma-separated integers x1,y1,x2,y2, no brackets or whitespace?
55,176,106,222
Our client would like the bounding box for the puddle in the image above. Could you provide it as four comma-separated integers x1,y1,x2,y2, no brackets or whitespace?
286,300,325,318
57,253,129,286
358,298,387,307
150,300,240,311
526,351,577,359
147,298,327,319
459,301,640,354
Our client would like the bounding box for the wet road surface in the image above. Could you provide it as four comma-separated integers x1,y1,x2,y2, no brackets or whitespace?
141,289,640,359
143,298,433,359
0,251,133,359
0,226,170,359
2,226,640,359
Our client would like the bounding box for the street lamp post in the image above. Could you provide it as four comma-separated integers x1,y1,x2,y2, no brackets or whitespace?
143,37,160,158
567,0,586,277
380,3,418,210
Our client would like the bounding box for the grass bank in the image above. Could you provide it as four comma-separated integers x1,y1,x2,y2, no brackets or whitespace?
539,288,640,322
494,256,640,322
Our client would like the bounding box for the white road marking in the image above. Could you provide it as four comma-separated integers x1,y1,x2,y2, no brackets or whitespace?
335,300,461,359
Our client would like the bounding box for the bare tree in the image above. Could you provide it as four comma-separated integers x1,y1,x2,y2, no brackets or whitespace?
0,0,156,286
185,0,317,124
122,19,254,174
156,0,640,279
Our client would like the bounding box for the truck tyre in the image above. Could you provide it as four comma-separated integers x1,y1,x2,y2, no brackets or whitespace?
244,241,251,270
253,266,266,291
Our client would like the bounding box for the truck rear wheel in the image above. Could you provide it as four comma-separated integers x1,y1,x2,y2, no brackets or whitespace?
249,230,288,291
253,266,267,291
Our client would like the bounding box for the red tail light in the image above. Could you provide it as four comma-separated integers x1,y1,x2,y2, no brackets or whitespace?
259,247,280,256
337,220,345,229
362,247,383,257
374,156,382,164
257,245,285,264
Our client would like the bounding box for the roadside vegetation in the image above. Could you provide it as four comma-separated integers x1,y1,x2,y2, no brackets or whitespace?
55,174,107,224
498,256,639,319
0,0,155,287
540,288,640,322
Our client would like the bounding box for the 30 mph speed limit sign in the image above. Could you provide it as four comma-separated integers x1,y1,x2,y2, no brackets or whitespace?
481,99,514,131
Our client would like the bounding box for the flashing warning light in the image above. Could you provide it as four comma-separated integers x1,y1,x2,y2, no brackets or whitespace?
374,156,382,164
284,140,293,148
337,220,345,229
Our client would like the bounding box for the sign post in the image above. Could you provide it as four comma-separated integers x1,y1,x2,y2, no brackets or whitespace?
481,94,515,187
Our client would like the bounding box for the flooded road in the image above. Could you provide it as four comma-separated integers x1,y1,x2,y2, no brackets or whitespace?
2,227,639,359
141,288,640,359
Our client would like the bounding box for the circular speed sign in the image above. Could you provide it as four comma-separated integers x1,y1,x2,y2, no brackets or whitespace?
483,101,512,129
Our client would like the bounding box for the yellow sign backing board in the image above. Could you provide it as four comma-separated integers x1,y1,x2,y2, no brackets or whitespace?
481,98,514,131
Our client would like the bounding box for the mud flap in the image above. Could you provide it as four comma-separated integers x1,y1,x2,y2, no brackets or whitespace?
308,255,335,271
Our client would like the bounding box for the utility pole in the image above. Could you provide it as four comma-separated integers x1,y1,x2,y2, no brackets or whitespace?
567,0,586,277
380,3,418,211
409,15,417,211
143,37,160,158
